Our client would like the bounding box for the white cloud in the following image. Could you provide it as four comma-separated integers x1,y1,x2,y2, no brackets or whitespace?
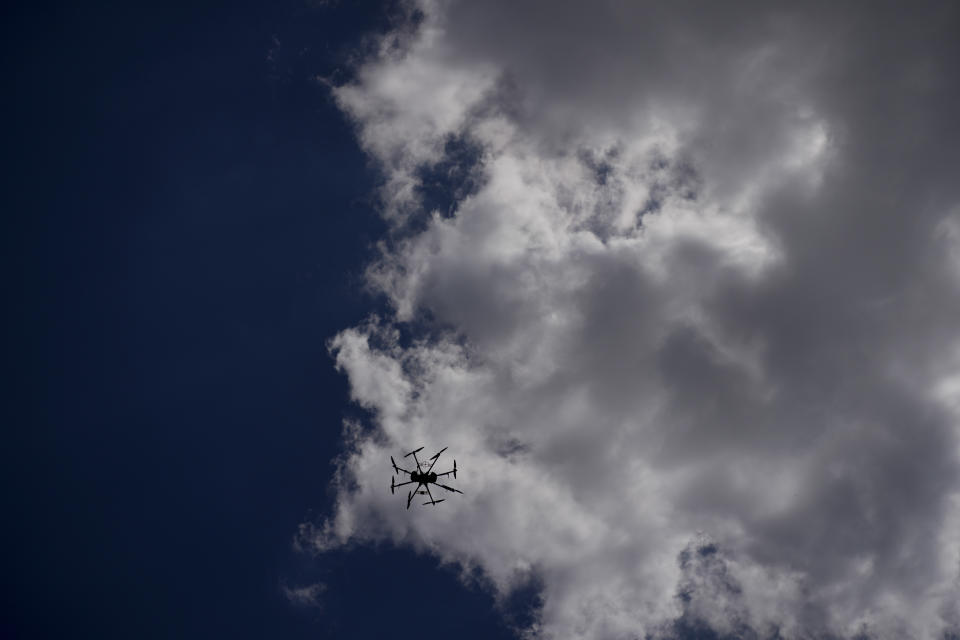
310,2,960,638
282,582,326,608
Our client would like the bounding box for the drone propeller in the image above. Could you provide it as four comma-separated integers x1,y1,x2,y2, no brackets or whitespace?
404,447,424,458
424,498,446,506
453,459,457,479
438,483,463,494
406,490,413,510
426,446,449,473
391,476,395,495
391,456,399,474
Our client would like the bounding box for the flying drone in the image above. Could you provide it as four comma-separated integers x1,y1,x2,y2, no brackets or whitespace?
390,446,463,509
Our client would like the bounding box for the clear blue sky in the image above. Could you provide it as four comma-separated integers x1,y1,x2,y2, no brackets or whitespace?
3,2,534,637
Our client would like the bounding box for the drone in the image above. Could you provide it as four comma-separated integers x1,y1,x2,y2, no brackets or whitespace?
390,446,463,509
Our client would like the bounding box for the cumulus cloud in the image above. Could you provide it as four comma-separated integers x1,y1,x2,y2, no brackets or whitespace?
308,1,960,638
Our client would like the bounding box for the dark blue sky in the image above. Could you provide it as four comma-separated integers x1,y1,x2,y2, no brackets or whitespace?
3,2,532,638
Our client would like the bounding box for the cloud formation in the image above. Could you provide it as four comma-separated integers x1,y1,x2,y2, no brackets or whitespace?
309,2,960,638
282,582,326,609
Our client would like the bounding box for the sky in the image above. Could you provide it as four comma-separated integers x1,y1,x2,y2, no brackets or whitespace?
5,2,960,640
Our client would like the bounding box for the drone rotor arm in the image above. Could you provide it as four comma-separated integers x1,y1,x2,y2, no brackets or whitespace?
425,447,448,473
407,485,420,510
402,447,426,472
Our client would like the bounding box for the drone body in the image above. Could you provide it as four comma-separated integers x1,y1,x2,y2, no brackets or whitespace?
391,446,463,509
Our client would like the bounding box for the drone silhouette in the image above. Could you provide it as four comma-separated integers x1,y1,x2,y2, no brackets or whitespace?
390,446,462,509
